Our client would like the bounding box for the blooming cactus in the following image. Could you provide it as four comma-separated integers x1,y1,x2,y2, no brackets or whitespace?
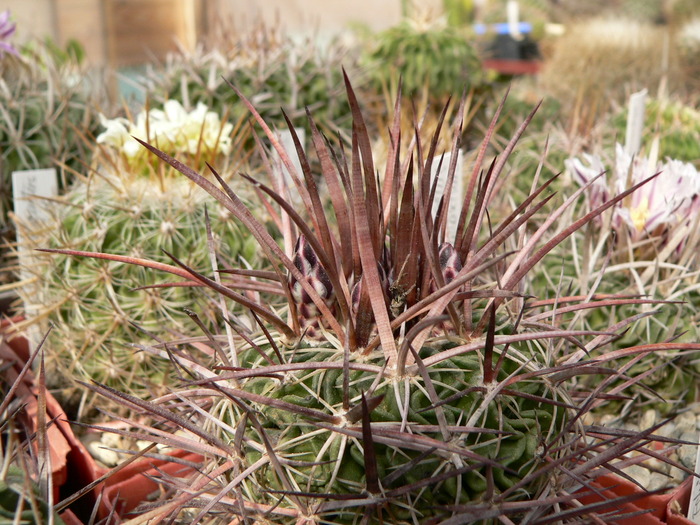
25,98,258,411
566,143,700,243
44,78,700,524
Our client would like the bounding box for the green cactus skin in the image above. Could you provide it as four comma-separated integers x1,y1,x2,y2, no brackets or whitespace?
225,337,570,522
363,19,484,104
0,466,66,525
29,170,260,410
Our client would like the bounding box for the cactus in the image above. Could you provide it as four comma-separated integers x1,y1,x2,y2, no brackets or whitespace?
0,39,103,226
567,142,700,262
136,22,358,148
362,15,484,104
610,96,700,165
46,78,697,522
21,100,261,413
553,137,700,418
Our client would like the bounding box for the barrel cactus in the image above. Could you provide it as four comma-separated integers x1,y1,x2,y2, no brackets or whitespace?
362,15,484,104
47,77,695,522
137,22,357,147
24,99,261,412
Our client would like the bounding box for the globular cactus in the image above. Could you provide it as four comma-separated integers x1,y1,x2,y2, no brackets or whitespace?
553,122,700,420
23,100,261,412
362,14,484,105
566,142,700,263
611,96,700,165
136,22,357,148
49,77,698,523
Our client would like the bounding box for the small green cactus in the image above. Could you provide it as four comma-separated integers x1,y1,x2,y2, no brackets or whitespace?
137,22,357,147
362,16,484,103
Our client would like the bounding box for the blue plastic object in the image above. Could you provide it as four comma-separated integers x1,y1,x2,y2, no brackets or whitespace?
474,22,533,35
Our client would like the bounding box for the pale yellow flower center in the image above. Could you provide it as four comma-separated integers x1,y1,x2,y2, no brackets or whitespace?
629,196,649,232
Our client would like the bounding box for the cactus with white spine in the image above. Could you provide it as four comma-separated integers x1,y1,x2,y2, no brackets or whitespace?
45,76,699,523
23,100,261,411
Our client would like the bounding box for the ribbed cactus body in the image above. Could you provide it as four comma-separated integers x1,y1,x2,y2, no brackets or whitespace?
0,47,101,224
234,338,568,520
34,173,259,403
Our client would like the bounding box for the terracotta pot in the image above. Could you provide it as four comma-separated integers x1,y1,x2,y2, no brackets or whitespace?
667,477,695,525
1,319,203,523
576,473,694,524
98,449,204,519
1,317,100,522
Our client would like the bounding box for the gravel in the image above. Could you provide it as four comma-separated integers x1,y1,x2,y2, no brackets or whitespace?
616,403,700,491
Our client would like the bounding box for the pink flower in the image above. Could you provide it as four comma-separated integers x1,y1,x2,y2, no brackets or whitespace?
612,144,700,240
568,144,700,242
565,153,609,211
0,11,18,57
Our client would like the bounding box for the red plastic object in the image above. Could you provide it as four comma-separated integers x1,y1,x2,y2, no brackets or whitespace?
1,318,203,523
482,59,542,75
576,473,695,524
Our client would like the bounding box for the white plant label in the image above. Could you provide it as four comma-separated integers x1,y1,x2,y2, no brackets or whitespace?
625,89,647,157
430,151,464,243
274,128,306,206
12,168,58,245
688,437,700,523
12,168,58,322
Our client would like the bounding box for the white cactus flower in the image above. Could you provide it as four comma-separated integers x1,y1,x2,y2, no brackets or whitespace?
96,100,232,164
568,144,700,242
96,115,131,149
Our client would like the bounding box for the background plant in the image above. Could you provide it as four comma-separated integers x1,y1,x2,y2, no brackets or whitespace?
361,12,486,107
0,39,104,225
538,18,694,125
518,139,700,417
137,21,359,147
45,77,699,523
0,37,105,298
609,95,700,165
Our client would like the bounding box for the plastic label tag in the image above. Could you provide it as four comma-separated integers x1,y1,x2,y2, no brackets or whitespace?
11,168,58,321
274,128,305,206
688,438,700,522
430,151,464,243
625,89,647,157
